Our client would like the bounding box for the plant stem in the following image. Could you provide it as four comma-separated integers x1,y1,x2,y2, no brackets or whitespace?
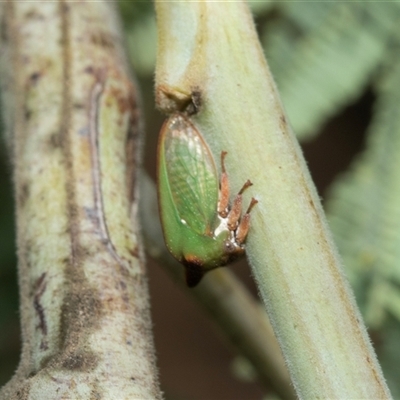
141,172,296,400
0,1,161,398
154,1,391,398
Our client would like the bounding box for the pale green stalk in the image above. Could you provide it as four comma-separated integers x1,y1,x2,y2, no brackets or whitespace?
0,1,161,398
154,1,391,398
140,173,296,400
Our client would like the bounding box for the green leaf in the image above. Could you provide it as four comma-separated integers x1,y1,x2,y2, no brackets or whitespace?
373,317,400,399
119,0,156,77
327,57,400,329
248,0,274,15
125,13,157,77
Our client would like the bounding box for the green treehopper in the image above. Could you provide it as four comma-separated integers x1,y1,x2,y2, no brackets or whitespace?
157,113,257,287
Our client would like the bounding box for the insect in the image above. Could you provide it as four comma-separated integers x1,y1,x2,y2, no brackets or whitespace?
157,113,257,287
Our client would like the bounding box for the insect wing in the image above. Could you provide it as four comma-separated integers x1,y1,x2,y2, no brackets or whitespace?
162,115,219,235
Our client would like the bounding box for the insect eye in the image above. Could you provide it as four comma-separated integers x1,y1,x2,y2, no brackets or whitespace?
223,240,236,254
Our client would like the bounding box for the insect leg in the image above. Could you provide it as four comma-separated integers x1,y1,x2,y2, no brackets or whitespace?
218,151,230,218
236,197,258,244
227,179,253,231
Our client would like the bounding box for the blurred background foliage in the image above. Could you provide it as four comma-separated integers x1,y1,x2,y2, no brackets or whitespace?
1,1,400,398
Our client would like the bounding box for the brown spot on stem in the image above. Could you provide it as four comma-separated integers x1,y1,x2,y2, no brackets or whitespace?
279,114,289,135
61,351,98,371
24,105,32,121
24,9,45,21
58,246,104,368
129,246,139,258
1,11,9,42
84,66,95,75
186,87,202,115
73,102,85,110
33,272,48,350
19,182,30,208
60,283,103,341
89,30,115,49
309,198,317,214
90,388,102,400
15,384,30,400
123,84,140,204
29,71,41,84
47,132,62,149
156,84,204,115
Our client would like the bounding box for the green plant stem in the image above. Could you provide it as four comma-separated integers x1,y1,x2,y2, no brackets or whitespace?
0,1,161,398
140,173,296,400
154,1,391,398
